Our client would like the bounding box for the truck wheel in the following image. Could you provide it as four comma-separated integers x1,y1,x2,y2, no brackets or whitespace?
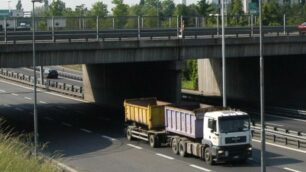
149,134,159,148
171,138,179,155
179,141,186,157
204,147,214,165
126,128,133,141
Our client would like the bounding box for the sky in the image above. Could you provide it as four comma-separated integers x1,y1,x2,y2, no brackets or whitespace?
0,0,198,12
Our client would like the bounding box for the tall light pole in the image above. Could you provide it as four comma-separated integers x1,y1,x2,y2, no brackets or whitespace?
259,0,266,171
221,0,226,107
32,0,43,157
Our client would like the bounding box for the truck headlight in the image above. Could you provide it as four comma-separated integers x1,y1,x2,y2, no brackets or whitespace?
248,147,252,151
218,150,224,154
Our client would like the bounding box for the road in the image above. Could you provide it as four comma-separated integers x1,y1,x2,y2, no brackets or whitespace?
0,79,305,172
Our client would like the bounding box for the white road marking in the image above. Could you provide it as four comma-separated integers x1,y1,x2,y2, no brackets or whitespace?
155,153,174,160
40,101,47,104
61,122,72,127
101,135,117,141
0,89,6,92
44,117,54,121
189,164,211,172
252,139,306,153
56,161,79,172
24,97,32,100
127,144,143,150
284,167,301,172
15,108,23,111
0,80,88,103
80,128,92,133
266,122,283,127
11,93,19,96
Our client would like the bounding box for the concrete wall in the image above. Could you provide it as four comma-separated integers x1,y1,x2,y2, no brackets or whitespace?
83,61,182,108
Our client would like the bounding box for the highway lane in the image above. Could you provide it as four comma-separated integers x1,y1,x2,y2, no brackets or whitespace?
0,79,305,172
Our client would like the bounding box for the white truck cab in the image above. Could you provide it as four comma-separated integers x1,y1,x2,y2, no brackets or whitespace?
202,110,252,163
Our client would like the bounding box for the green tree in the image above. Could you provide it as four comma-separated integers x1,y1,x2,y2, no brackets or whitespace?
75,4,88,16
89,2,108,17
229,0,244,26
44,0,49,10
48,0,66,16
161,0,175,17
112,0,129,28
262,0,281,26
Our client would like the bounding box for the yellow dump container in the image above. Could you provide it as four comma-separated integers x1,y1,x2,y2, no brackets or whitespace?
124,97,170,130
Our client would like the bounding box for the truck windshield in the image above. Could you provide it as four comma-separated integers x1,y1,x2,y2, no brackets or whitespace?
219,116,250,133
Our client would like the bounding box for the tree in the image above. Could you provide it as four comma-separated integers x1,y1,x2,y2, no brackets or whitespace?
262,0,281,26
44,0,49,10
229,0,244,26
75,4,88,16
161,0,175,17
48,0,66,16
16,0,22,10
112,0,129,28
197,0,215,17
89,2,108,17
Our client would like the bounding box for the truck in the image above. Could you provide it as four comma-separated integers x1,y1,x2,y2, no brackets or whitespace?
124,98,252,165
165,104,252,165
124,97,170,148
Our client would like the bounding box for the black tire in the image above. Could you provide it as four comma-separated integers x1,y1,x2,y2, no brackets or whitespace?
126,128,133,141
204,147,214,165
149,134,159,148
171,138,179,155
179,141,187,157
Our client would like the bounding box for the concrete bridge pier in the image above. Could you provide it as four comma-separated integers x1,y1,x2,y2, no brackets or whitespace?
83,61,182,108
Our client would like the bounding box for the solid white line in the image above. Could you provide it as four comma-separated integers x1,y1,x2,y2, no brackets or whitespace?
284,167,301,172
39,101,47,104
15,108,23,111
155,153,174,160
56,161,79,172
61,122,72,127
0,80,88,103
189,164,211,172
252,139,306,153
24,97,32,100
101,135,117,141
11,93,19,96
127,144,143,150
44,117,54,121
0,89,5,92
80,128,92,133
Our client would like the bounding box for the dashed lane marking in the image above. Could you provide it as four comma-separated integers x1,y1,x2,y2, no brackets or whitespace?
80,128,92,133
40,101,47,104
44,117,54,121
127,144,142,150
61,122,72,127
253,139,306,154
11,93,19,96
15,108,23,111
24,97,32,100
101,135,117,141
189,164,211,172
284,167,301,172
155,153,174,160
0,89,6,92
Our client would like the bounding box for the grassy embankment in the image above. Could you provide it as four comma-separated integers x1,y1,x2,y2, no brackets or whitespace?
0,129,60,172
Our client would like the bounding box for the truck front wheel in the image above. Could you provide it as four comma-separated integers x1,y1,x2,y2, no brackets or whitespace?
204,147,214,165
171,138,179,155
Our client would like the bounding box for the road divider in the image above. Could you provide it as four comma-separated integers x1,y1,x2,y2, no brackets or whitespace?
0,69,83,98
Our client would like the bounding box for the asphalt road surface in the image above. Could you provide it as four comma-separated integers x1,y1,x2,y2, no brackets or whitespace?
0,79,305,172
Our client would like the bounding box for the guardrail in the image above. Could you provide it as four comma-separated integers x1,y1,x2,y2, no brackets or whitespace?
252,124,306,149
0,69,83,98
0,26,301,43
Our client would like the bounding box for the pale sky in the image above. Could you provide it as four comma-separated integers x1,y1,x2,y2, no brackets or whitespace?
0,0,199,12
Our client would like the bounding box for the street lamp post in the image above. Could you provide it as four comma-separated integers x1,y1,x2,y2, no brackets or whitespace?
221,0,226,107
32,0,43,157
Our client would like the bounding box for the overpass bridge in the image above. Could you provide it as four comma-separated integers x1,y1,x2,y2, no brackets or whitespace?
1,25,305,108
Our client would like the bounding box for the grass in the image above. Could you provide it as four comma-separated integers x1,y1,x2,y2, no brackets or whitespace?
182,80,196,90
62,65,82,72
0,125,60,172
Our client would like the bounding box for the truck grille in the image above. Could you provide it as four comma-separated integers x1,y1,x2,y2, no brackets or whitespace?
225,136,246,144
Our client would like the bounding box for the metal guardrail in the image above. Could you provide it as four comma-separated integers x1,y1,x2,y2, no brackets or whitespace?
0,69,83,98
252,124,306,149
0,26,301,43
